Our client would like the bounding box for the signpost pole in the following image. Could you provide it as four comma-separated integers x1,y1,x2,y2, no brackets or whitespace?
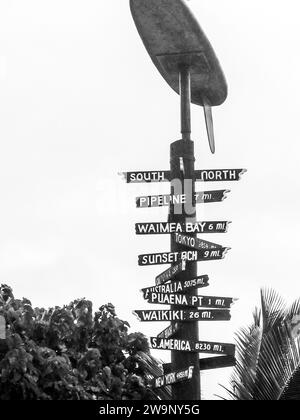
169,66,201,400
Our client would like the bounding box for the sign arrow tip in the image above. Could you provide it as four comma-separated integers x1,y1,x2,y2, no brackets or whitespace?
239,169,248,180
118,172,127,182
132,311,141,321
222,190,231,201
222,248,232,258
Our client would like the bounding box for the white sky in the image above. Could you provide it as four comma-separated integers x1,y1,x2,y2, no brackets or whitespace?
0,0,300,400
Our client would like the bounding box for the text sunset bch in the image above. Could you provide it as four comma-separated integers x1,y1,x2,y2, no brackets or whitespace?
138,248,229,266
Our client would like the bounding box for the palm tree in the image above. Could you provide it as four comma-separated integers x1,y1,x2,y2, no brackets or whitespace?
223,289,300,400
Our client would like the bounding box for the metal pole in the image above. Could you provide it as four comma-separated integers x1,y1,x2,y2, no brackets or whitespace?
180,67,191,141
169,67,201,400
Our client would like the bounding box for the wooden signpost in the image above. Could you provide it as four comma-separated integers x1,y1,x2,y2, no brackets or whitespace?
155,261,186,286
145,293,235,309
150,338,236,356
136,190,229,208
142,275,209,298
135,221,231,235
122,169,247,183
138,248,230,266
133,309,231,322
152,366,194,389
127,0,245,401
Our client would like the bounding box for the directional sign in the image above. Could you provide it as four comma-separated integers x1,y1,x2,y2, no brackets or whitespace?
155,261,186,286
195,169,247,182
150,338,236,356
142,275,209,297
175,233,222,250
122,169,247,183
138,248,230,266
135,221,231,235
145,293,235,309
121,171,168,183
163,356,236,373
157,323,181,340
136,190,229,208
200,356,236,371
152,366,194,389
133,309,231,322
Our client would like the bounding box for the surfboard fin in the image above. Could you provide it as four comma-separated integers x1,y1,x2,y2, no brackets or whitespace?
204,104,215,154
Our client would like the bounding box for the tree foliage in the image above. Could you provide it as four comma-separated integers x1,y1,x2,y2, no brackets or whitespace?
0,285,169,400
223,289,300,400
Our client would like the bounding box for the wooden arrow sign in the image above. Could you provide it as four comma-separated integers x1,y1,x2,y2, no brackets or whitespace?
155,261,186,286
157,323,181,340
121,171,168,183
136,190,229,208
150,338,236,356
195,169,247,182
152,366,194,389
121,169,247,183
175,233,223,250
135,221,231,235
138,248,230,266
145,293,235,309
133,309,231,322
142,275,209,297
163,355,236,373
200,356,236,371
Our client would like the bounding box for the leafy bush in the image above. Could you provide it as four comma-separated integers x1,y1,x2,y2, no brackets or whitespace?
0,285,167,400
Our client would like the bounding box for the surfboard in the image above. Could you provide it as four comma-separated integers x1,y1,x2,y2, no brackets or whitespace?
130,0,228,108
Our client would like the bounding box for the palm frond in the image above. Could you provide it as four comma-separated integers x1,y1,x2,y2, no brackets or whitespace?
228,327,262,400
260,288,285,331
258,325,300,400
280,363,300,400
224,290,300,400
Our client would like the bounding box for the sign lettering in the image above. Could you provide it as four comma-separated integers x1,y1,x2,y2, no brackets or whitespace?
150,338,236,356
122,169,247,183
142,275,209,297
135,221,231,235
133,309,231,322
138,248,230,266
152,366,194,389
136,190,229,208
146,293,235,309
174,233,223,250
